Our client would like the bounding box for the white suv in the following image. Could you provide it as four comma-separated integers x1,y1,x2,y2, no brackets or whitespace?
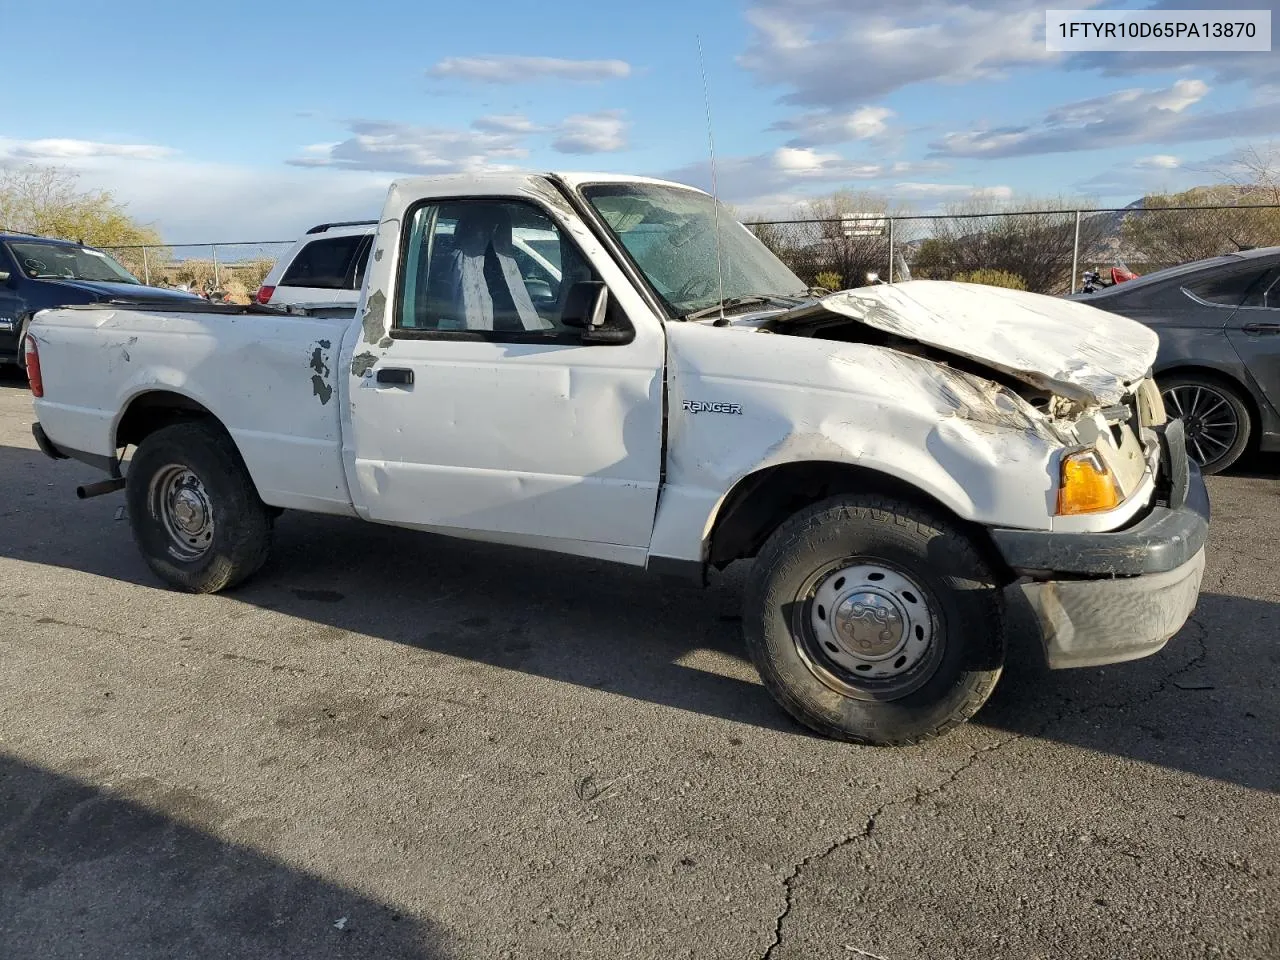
255,221,375,310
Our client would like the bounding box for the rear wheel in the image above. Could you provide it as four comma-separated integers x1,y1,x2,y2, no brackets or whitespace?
126,421,272,593
743,494,1005,745
1159,374,1251,474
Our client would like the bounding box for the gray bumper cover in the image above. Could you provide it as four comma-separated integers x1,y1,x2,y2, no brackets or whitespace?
993,420,1210,669
1012,548,1206,669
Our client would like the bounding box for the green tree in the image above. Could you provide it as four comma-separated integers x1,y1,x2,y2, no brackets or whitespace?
0,165,164,278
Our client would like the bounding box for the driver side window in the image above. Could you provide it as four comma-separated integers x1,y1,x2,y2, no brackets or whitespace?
396,198,596,337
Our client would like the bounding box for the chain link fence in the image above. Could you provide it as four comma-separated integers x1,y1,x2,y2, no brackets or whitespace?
97,241,295,303
746,203,1280,296
88,201,1280,305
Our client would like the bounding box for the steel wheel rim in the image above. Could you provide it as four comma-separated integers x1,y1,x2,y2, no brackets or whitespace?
790,559,944,702
149,464,215,561
1162,384,1239,467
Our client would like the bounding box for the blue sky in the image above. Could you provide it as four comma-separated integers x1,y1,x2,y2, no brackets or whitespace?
1,0,1277,241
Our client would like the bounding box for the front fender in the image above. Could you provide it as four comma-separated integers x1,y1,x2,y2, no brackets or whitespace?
647,325,1065,563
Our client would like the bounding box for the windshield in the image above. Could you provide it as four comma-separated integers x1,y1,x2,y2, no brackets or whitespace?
580,182,807,317
7,241,140,283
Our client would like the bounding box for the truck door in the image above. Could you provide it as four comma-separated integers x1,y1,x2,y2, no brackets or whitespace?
343,195,665,562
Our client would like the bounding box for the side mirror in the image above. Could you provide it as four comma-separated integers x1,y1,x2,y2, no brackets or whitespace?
561,281,609,329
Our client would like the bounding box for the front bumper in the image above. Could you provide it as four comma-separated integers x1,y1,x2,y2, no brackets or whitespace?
991,420,1210,669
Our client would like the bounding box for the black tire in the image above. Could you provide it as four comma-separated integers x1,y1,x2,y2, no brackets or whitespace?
1158,373,1252,475
9,316,31,377
125,421,272,593
743,494,1005,746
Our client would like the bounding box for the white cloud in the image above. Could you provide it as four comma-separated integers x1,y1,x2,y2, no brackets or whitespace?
1135,155,1181,170
0,138,175,162
771,146,880,178
930,79,1280,159
294,110,629,172
662,148,886,213
773,106,894,146
428,55,631,84
288,119,529,175
551,111,628,154
472,114,543,134
891,182,1013,200
1066,0,1280,89
1043,79,1207,127
2,139,390,241
739,0,1056,106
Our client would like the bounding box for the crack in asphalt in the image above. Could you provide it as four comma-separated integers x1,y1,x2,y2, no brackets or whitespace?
760,609,1221,958
760,730,1028,960
1087,617,1210,713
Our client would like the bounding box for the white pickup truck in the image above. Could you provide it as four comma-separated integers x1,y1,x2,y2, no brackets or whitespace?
25,172,1210,745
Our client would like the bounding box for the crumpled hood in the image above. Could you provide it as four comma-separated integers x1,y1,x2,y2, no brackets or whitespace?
768,280,1159,407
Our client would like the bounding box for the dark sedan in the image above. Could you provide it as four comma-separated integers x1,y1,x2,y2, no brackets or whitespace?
1,233,201,368
1072,247,1280,473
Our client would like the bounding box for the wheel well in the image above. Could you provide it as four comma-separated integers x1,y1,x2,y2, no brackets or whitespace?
1155,364,1262,439
116,391,218,449
707,461,1006,575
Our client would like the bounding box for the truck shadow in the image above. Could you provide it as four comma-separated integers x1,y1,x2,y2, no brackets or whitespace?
0,752,454,959
1,435,1276,794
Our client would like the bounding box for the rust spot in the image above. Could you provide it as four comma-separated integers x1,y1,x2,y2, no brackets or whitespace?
309,341,333,404
311,375,333,405
361,289,387,344
351,351,377,378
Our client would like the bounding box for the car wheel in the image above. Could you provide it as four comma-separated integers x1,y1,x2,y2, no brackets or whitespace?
9,316,31,376
743,494,1005,745
126,421,273,593
1159,374,1251,474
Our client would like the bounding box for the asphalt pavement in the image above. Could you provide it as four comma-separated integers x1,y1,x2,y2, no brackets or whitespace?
1,367,1276,959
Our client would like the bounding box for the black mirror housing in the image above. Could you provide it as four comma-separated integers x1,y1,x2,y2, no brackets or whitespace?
561,281,608,329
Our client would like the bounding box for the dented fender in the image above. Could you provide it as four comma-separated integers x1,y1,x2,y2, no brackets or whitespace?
647,321,1078,564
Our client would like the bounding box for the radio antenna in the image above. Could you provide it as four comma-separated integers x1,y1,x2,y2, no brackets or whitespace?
697,36,727,325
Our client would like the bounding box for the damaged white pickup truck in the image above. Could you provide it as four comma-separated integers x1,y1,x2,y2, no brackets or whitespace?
26,172,1210,745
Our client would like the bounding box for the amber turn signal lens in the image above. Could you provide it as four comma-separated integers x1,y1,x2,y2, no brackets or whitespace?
1056,450,1121,515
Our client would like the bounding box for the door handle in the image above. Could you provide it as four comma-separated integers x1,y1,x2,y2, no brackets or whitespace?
375,367,414,386
1241,323,1280,335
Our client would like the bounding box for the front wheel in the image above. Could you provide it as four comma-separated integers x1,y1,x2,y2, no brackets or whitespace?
744,494,1005,745
126,421,273,593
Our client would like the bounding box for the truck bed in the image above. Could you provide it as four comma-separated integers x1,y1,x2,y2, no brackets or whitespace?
30,303,355,516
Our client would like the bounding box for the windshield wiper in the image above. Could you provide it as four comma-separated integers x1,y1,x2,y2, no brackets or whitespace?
683,294,801,323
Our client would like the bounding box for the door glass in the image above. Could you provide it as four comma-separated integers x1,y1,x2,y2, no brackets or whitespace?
397,200,594,333
1186,267,1270,307
1259,270,1280,308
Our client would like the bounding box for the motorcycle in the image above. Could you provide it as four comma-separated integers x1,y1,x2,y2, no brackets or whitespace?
1081,263,1138,293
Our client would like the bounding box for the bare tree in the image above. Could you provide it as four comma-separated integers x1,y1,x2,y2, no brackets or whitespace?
747,190,905,288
